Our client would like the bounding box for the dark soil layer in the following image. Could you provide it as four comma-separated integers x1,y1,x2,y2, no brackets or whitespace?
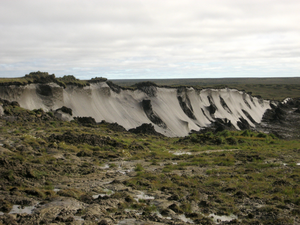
112,77,300,101
256,98,300,139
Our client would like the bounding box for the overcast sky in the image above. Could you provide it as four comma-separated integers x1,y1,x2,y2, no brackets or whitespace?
1,0,300,79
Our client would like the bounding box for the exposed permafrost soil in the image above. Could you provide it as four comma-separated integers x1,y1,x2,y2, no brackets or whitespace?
0,82,270,137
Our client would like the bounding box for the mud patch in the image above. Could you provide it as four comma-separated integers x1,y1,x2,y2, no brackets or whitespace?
134,191,155,202
8,204,39,214
170,150,192,155
177,214,194,223
208,213,238,224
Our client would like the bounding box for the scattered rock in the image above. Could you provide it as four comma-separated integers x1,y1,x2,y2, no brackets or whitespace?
129,123,163,136
55,106,72,116
74,116,96,125
54,106,73,121
106,122,127,132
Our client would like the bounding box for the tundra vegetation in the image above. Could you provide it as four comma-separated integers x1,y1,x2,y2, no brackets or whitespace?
0,76,299,224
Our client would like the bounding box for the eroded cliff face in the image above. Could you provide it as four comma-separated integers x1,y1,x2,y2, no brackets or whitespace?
0,82,270,136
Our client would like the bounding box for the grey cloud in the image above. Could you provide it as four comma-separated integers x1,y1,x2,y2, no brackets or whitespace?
0,0,300,79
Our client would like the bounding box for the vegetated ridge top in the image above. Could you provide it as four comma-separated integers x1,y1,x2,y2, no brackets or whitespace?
1,71,300,100
0,71,107,88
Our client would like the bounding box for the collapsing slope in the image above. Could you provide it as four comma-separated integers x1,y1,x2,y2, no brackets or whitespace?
0,82,270,137
146,87,270,136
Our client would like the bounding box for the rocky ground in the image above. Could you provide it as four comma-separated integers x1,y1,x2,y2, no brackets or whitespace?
0,98,300,225
0,145,240,225
2,149,298,225
0,149,233,224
